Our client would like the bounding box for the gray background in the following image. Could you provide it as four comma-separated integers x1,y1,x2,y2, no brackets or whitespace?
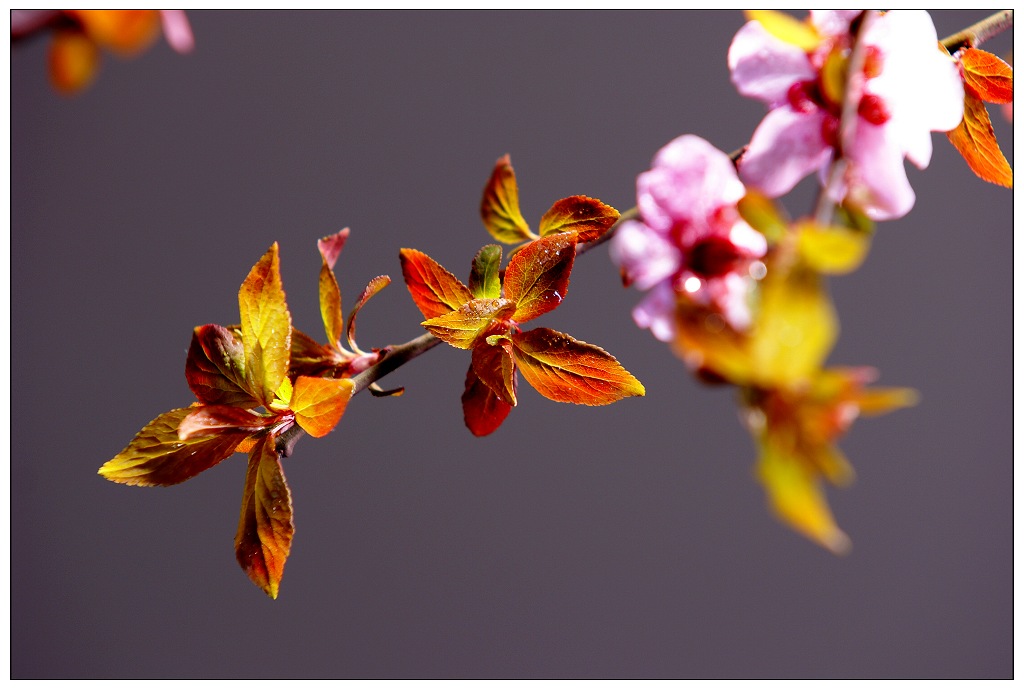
11,11,1013,678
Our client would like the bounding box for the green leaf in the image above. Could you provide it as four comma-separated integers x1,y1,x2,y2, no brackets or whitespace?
468,244,503,299
512,328,645,405
399,248,475,319
238,243,293,406
421,298,516,349
235,435,294,599
538,195,619,243
480,154,537,244
99,408,248,486
503,232,577,323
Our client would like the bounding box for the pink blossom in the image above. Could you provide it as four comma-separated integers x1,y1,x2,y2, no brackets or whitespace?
611,135,767,341
729,10,963,220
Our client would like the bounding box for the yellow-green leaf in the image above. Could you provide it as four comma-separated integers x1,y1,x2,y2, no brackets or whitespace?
421,299,516,349
748,264,836,387
480,154,537,244
468,244,503,299
239,243,293,406
746,10,821,51
755,431,851,555
99,408,248,486
737,190,789,245
235,435,294,599
290,376,354,438
512,327,645,406
795,220,871,274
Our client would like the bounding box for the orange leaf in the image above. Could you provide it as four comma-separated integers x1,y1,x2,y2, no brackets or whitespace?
538,195,620,243
346,275,390,351
99,408,248,486
235,436,294,599
48,29,100,94
184,324,255,408
421,298,516,349
960,48,1013,104
399,248,474,319
179,405,270,440
461,365,513,437
480,154,536,244
290,376,354,438
239,243,293,406
947,91,1013,187
471,336,517,405
503,233,577,323
69,10,160,55
512,328,645,405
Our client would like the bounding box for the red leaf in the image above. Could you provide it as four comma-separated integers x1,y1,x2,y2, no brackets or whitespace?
289,326,346,379
317,228,350,270
538,195,620,243
947,91,1013,187
461,365,513,437
290,375,354,438
480,154,536,244
98,408,248,486
184,324,256,408
346,275,390,351
421,298,516,349
960,48,1013,104
179,405,270,440
235,435,294,599
503,232,577,323
399,248,475,319
471,336,517,405
238,243,293,406
512,328,646,406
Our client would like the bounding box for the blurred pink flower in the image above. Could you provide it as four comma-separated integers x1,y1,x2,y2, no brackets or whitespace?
611,135,767,341
729,10,963,220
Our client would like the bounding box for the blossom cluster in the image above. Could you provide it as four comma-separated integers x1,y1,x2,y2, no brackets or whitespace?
611,10,975,551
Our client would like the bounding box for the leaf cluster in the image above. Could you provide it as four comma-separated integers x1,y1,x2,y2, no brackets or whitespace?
402,155,645,436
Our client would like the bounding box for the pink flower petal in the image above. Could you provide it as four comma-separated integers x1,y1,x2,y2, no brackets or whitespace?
160,10,194,54
728,21,816,107
739,106,831,198
632,282,677,343
639,135,746,232
610,220,681,291
843,120,915,220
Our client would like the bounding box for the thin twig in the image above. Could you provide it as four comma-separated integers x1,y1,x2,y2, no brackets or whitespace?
941,10,1013,54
